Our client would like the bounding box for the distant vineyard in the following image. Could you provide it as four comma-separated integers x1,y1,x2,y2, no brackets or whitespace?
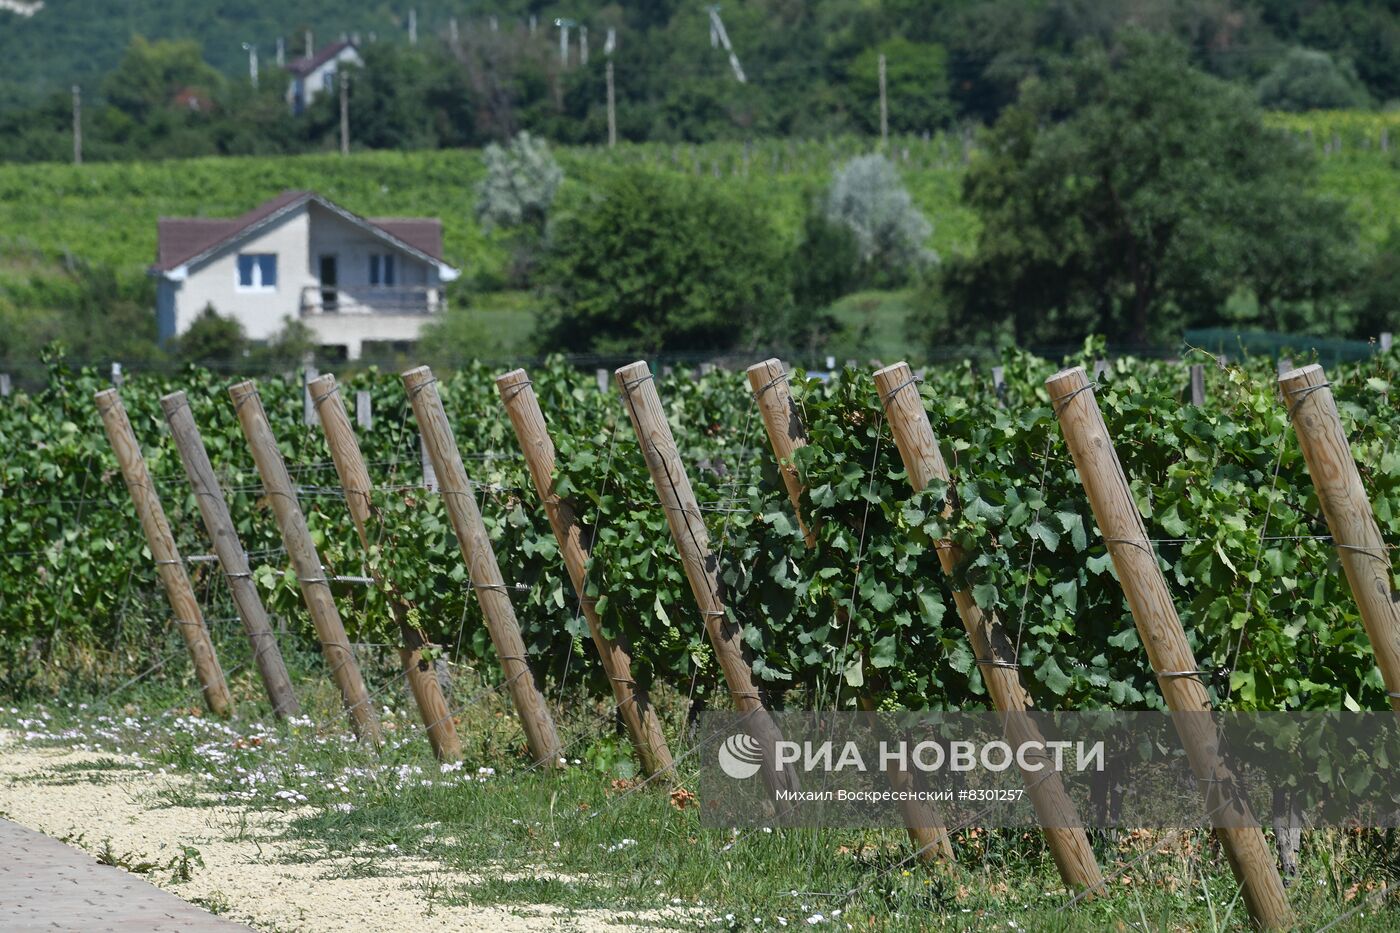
1,110,1396,293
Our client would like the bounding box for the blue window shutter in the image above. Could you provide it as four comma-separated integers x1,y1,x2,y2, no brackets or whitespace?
384,254,395,286
369,254,380,285
237,254,254,286
258,254,278,287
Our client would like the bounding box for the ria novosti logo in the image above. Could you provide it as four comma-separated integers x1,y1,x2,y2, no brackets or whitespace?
718,732,765,779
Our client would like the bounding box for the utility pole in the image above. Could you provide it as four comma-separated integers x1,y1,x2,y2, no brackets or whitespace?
449,16,458,44
71,84,81,165
579,25,589,65
242,42,258,89
339,71,349,155
304,30,313,57
605,27,617,147
606,60,616,147
706,6,746,83
878,52,888,149
408,8,417,45
275,36,285,67
554,18,575,66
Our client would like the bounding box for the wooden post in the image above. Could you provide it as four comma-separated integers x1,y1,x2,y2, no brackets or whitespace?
1189,364,1206,407
747,360,953,863
420,434,438,491
1279,365,1400,712
615,361,794,794
303,364,319,426
0,374,10,397
496,368,673,776
1047,366,1292,929
96,389,231,718
161,391,300,718
228,380,380,742
402,366,561,766
990,365,1006,408
355,389,372,429
874,363,1104,894
615,361,764,714
309,374,462,760
1381,332,1393,352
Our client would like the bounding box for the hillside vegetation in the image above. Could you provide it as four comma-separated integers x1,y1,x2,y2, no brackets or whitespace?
4,114,1399,285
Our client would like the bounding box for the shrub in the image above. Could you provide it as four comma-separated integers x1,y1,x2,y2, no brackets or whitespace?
1257,48,1370,112
473,130,563,235
536,170,791,355
825,154,935,287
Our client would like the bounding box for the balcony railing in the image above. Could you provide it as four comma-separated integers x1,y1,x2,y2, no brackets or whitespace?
300,285,445,316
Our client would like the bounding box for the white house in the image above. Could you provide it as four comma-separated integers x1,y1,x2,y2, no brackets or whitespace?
286,40,361,115
150,191,460,360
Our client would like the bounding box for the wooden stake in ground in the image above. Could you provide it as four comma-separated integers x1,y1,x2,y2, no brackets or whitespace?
228,380,380,742
308,373,461,760
161,391,299,718
402,366,561,766
496,368,673,777
96,389,231,718
1047,365,1292,929
1280,364,1400,711
872,362,1104,894
614,361,794,794
746,359,953,863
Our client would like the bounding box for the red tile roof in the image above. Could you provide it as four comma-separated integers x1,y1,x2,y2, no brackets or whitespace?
286,40,356,78
151,191,449,275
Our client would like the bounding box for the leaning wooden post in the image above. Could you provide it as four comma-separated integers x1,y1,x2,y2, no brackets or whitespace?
402,366,561,766
96,389,232,718
747,359,954,863
1047,366,1292,929
615,361,794,796
873,362,1104,894
1280,364,1400,711
161,391,300,718
615,361,766,715
496,368,674,777
228,380,380,743
308,374,462,760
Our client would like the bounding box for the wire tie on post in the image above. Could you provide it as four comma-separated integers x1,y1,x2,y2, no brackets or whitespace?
1283,380,1331,420
310,384,340,406
974,658,1021,671
620,371,654,393
1050,380,1098,417
752,369,792,399
1103,536,1155,556
406,375,438,398
878,374,923,411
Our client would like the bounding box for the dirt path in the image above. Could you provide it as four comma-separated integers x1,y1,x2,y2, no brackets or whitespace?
0,735,661,932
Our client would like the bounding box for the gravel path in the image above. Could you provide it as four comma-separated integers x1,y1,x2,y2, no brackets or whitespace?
0,736,664,932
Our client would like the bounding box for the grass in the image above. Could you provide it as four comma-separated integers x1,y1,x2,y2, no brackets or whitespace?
6,669,1400,931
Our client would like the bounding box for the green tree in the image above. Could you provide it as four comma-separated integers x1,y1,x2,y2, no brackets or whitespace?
939,32,1358,349
1256,47,1370,111
102,37,222,122
536,170,791,355
848,38,954,135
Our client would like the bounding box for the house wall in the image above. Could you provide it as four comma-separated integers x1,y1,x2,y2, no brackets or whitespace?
167,199,444,355
285,47,363,111
306,202,435,291
172,206,312,341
